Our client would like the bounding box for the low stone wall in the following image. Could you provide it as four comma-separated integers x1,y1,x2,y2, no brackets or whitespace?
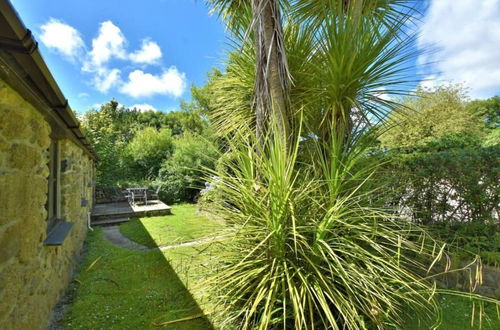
436,260,500,299
0,79,94,329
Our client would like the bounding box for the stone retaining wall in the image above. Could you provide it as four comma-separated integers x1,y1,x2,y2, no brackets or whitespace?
0,78,94,329
436,260,500,299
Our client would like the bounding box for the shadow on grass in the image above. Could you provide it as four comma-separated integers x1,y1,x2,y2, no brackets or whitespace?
134,219,215,329
122,217,158,248
62,221,215,329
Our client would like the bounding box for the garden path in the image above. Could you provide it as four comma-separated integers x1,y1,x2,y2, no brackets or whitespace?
101,226,149,250
101,225,230,250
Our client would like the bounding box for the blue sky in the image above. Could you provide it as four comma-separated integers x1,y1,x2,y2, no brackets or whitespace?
11,0,228,113
10,0,500,113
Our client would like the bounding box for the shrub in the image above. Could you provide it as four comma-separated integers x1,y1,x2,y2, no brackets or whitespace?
429,222,500,266
126,127,174,179
158,132,218,203
379,140,499,224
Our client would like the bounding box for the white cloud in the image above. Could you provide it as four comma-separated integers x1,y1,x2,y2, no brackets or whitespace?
39,18,84,59
372,87,391,101
120,67,186,98
77,92,89,98
80,21,126,93
418,0,500,99
38,18,185,98
129,39,162,64
418,75,442,91
130,103,158,112
92,68,121,93
86,21,127,68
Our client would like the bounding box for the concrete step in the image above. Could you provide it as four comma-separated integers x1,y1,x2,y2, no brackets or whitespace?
91,217,130,226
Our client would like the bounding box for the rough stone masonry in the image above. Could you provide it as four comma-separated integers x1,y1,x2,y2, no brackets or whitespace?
0,78,94,329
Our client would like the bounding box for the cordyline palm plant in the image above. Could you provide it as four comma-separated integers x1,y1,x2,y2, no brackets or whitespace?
207,0,420,144
208,0,291,140
205,121,453,329
201,0,495,328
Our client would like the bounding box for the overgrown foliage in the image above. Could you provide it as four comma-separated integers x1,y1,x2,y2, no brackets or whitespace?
126,127,174,179
80,98,218,202
380,85,484,149
380,141,499,224
158,132,218,203
199,0,500,328
377,87,500,226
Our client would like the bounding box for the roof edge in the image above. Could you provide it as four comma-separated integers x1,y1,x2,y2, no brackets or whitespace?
0,0,98,160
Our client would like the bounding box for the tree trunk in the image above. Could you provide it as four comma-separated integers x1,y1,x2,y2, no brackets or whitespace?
251,0,290,141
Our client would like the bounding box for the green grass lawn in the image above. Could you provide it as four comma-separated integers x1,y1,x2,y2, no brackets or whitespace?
401,294,500,330
60,204,498,329
120,203,226,248
437,295,500,330
61,229,215,329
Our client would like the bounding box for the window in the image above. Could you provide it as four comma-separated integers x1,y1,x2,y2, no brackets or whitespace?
46,140,60,233
44,140,74,246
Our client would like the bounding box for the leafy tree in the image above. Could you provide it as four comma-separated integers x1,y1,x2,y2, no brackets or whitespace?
380,85,484,149
466,96,500,147
158,132,218,203
467,96,500,130
133,110,165,131
126,127,174,179
133,107,208,136
190,70,222,116
80,100,139,185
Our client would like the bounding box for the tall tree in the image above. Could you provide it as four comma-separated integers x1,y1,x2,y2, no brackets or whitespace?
208,0,290,140
380,85,484,149
207,0,419,146
251,0,290,139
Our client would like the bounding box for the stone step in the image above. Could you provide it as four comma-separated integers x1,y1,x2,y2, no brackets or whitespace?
91,217,130,226
91,212,131,221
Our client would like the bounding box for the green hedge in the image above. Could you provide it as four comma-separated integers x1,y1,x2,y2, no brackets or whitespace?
379,142,499,224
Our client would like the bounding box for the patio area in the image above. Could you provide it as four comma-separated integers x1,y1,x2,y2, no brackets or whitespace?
91,200,172,225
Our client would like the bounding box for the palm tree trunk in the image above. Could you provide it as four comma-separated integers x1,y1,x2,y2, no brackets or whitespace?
251,0,290,141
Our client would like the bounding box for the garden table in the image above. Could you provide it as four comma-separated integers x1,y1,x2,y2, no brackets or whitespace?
126,187,148,205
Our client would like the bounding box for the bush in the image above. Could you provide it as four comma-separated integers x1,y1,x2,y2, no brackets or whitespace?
379,137,499,224
126,127,174,179
156,174,196,204
158,132,218,203
429,222,500,266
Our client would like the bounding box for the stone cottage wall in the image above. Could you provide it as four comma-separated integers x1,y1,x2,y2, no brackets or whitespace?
0,78,94,329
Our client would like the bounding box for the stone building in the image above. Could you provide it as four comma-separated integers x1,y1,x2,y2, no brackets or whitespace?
0,0,97,328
